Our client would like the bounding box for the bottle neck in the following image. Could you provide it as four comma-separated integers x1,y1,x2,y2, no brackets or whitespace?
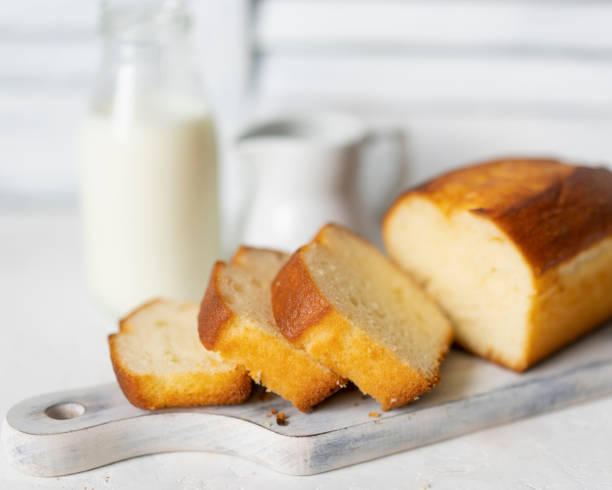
91,1,207,122
99,0,193,77
101,0,191,44
100,33,192,86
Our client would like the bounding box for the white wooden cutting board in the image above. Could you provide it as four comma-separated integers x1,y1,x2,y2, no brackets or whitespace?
3,321,612,477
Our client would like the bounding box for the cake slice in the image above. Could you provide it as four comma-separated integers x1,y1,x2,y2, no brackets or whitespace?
109,299,252,410
383,158,612,371
270,224,453,411
198,247,345,412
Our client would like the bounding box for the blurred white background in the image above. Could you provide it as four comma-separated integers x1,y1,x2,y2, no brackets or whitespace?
3,0,612,248
2,3,612,487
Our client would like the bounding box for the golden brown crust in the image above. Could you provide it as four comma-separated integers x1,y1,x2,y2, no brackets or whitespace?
109,333,148,408
271,250,332,341
526,235,612,369
231,245,288,266
211,320,345,412
285,308,449,411
200,249,344,412
108,333,252,410
383,158,612,372
271,223,453,410
198,262,235,349
313,222,372,246
385,158,612,276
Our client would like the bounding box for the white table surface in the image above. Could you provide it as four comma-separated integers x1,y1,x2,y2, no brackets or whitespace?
1,206,611,490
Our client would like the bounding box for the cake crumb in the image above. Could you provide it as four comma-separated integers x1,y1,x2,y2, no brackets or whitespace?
265,413,271,418
261,420,271,427
353,402,359,407
269,408,278,415
369,411,380,418
276,411,288,425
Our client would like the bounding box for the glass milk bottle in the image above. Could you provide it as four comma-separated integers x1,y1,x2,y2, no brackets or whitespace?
79,0,219,316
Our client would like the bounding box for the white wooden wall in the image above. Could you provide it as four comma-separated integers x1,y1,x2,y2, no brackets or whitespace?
3,0,612,244
253,0,612,183
0,0,249,201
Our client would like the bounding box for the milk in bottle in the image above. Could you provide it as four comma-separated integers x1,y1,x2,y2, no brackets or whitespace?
79,1,219,315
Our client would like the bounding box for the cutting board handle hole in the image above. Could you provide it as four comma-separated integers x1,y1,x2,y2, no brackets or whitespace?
45,402,86,420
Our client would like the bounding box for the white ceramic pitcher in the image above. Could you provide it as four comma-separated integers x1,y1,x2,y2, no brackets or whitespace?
237,112,407,251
